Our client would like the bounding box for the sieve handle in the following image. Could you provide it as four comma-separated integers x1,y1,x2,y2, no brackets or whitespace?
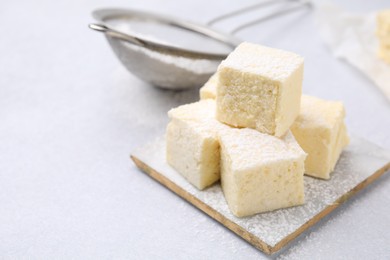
206,0,312,35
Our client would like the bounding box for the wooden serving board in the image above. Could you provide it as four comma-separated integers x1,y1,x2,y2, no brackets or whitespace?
131,136,390,255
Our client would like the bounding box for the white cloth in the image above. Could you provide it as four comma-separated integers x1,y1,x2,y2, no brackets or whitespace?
315,4,390,101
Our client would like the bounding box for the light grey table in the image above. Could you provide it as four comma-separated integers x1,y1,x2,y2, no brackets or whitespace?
1,0,389,259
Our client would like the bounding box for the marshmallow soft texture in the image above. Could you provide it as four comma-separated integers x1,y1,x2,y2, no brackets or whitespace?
378,45,390,63
200,73,218,100
216,42,304,137
377,9,390,42
166,100,228,190
199,74,217,100
377,10,390,63
219,128,306,217
291,95,349,179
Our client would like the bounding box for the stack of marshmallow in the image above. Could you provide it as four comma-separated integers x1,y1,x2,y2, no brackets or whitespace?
377,9,390,63
166,42,349,217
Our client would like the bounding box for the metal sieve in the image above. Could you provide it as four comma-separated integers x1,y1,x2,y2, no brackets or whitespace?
89,0,311,90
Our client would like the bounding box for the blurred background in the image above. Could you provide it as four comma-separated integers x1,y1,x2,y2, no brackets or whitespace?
1,0,389,259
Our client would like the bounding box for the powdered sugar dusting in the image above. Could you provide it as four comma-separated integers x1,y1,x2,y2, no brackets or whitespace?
219,128,306,171
132,135,390,250
168,99,216,120
295,95,345,129
219,42,304,82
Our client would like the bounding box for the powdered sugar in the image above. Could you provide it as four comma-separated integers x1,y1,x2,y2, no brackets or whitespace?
219,128,306,170
132,135,390,251
220,42,304,82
